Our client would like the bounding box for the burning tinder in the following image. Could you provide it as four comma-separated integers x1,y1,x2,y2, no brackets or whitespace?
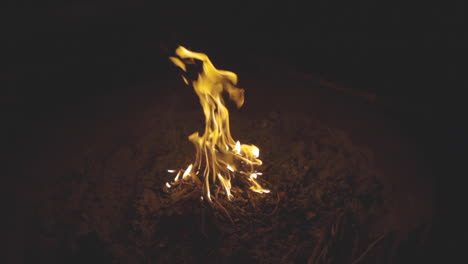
167,46,269,202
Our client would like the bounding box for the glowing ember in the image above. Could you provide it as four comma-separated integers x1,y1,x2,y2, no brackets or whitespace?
167,46,269,201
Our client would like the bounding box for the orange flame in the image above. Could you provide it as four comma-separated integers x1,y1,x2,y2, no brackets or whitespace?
168,46,269,201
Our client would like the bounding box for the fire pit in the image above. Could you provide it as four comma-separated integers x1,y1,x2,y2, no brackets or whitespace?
15,47,433,264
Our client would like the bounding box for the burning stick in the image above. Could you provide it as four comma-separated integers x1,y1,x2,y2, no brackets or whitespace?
167,46,269,202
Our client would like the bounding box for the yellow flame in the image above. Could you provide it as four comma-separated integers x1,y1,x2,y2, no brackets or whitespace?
182,164,193,180
168,46,269,200
174,171,181,181
234,141,241,154
217,173,233,200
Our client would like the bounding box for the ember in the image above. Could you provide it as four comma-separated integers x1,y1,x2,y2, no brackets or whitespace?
166,46,269,201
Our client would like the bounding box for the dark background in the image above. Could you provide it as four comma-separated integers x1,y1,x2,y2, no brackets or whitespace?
3,1,465,262
4,1,465,117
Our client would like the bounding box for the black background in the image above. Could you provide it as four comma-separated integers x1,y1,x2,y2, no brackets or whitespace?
4,1,465,115
3,1,466,262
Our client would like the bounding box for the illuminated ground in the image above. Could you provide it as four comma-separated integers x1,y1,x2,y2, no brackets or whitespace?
7,72,434,263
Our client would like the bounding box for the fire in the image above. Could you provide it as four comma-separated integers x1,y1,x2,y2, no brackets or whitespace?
167,46,269,201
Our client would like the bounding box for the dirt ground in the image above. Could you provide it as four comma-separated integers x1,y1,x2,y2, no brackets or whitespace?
5,69,434,263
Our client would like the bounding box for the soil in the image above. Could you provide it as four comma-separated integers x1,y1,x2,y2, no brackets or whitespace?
6,71,434,263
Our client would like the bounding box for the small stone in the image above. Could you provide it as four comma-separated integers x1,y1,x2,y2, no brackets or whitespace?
306,212,317,220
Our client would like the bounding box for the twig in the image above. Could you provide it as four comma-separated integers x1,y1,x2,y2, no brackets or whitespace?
266,191,281,216
308,230,327,264
326,126,336,138
288,71,377,103
351,233,386,264
281,243,297,263
212,198,235,224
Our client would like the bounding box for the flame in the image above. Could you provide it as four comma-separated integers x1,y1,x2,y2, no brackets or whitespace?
168,46,269,201
182,164,193,180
